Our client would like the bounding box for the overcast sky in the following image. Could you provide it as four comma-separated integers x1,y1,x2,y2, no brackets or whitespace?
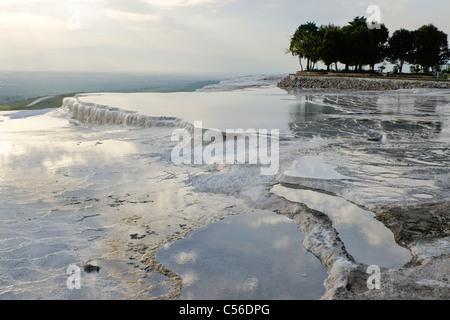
1,0,449,75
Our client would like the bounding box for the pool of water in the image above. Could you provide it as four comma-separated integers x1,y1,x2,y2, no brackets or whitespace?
282,155,347,180
2,83,448,300
78,88,450,143
271,185,412,268
78,87,298,132
155,210,327,300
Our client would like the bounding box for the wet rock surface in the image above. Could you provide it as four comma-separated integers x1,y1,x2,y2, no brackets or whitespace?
1,85,448,300
374,202,450,245
251,188,449,300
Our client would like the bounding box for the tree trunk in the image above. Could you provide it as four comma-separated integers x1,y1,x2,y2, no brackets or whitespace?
399,60,404,74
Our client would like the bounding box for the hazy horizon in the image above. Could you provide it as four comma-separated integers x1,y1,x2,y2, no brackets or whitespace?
0,70,233,103
1,0,449,75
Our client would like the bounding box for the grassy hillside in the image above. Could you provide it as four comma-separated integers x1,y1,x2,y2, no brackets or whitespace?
0,93,79,111
0,80,220,112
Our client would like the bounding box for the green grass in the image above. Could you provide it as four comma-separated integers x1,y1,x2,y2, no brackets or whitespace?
0,93,80,111
0,80,220,112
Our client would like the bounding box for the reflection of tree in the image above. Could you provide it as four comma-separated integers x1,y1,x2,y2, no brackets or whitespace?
413,96,438,114
380,120,442,139
288,98,316,137
413,96,443,137
287,94,443,140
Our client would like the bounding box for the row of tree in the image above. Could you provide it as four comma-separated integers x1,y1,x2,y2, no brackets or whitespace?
288,17,450,73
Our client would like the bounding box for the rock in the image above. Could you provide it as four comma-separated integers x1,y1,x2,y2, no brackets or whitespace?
277,75,450,91
130,233,146,239
84,264,101,273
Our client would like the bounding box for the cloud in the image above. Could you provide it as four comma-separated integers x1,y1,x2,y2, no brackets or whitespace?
0,0,447,74
0,12,64,31
104,8,161,22
370,0,410,13
141,0,230,7
337,0,410,12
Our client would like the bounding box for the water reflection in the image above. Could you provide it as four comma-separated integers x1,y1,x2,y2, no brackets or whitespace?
271,185,412,268
0,112,176,299
0,112,143,175
80,88,449,143
287,93,447,141
282,155,346,180
156,211,327,300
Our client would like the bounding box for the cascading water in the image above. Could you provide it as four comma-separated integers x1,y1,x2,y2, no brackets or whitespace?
62,95,191,129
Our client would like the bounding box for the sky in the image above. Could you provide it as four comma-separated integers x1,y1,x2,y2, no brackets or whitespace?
1,0,449,75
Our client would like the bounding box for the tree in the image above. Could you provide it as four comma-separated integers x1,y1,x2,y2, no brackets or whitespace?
341,17,372,71
387,29,414,73
339,17,389,72
367,23,389,72
288,22,322,71
412,24,450,72
288,25,306,71
287,18,450,74
318,24,344,71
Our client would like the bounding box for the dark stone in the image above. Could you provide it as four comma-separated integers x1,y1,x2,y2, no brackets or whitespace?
84,264,100,273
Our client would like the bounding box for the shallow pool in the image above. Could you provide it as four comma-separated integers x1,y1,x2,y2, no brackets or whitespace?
156,210,327,300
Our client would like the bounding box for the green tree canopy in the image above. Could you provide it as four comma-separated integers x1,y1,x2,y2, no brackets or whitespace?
341,17,371,70
366,22,389,71
288,22,322,71
317,24,344,71
387,28,414,73
287,18,449,74
341,17,388,71
412,24,450,72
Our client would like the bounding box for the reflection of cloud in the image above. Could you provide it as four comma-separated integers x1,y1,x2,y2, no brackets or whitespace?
272,186,371,226
0,140,16,159
181,271,198,286
236,277,258,292
334,202,366,225
361,222,392,247
286,155,346,180
273,236,290,249
173,251,197,264
270,185,408,263
248,215,290,228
